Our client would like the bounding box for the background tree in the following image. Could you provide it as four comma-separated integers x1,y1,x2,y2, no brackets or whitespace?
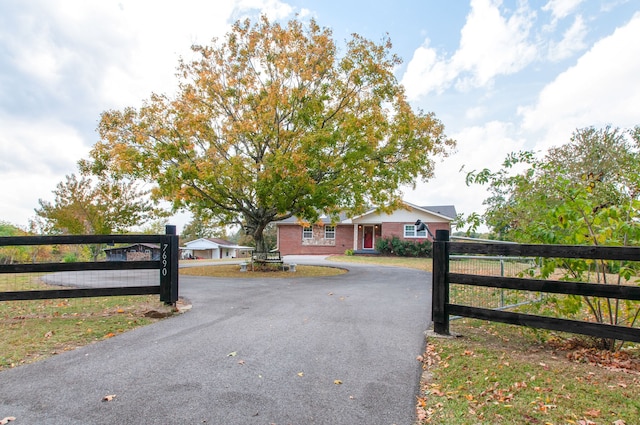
139,219,170,235
82,16,454,252
180,215,229,243
466,126,639,244
465,126,640,349
0,221,30,264
35,173,161,259
232,222,277,250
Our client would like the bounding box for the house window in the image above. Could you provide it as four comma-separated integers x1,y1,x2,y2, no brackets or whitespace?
324,225,335,239
302,226,313,239
404,224,427,238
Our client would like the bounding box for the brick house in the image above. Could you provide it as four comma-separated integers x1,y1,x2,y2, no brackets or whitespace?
276,202,456,255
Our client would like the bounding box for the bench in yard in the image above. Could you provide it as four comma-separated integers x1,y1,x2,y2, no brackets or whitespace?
251,251,284,270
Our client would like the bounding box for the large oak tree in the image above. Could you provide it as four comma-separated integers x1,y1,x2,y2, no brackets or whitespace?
83,16,455,251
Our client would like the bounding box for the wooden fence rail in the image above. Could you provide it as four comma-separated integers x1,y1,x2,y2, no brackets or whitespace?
432,230,640,343
0,226,179,304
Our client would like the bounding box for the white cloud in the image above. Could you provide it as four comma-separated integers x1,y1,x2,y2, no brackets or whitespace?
0,113,90,226
405,121,525,224
234,0,294,20
402,0,538,100
0,0,297,227
465,106,487,121
451,0,537,90
519,12,640,151
547,15,587,61
542,0,584,21
0,113,88,175
401,39,452,97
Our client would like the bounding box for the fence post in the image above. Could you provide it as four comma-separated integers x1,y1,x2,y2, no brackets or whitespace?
432,229,450,335
160,225,179,305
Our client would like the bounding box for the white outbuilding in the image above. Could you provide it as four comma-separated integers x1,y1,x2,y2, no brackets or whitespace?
180,238,252,260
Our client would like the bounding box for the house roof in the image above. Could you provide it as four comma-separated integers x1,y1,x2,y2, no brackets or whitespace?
103,243,160,252
181,237,251,250
418,205,457,220
205,237,235,246
275,211,351,225
276,201,457,225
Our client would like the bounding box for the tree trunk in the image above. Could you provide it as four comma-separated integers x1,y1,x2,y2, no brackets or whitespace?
245,217,270,253
254,231,269,253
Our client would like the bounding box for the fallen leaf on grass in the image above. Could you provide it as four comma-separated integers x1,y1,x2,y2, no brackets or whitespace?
612,420,626,425
0,417,16,425
430,388,445,397
44,331,53,338
102,394,116,402
584,408,601,418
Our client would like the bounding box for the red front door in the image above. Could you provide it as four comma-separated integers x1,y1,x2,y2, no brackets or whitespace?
363,226,374,249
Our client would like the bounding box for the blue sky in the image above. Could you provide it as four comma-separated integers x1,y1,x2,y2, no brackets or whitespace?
1,0,639,231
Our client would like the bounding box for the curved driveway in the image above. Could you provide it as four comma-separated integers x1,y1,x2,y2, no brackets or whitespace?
0,257,432,425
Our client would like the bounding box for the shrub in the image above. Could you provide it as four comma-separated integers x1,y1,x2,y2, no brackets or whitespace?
375,236,432,257
63,253,78,263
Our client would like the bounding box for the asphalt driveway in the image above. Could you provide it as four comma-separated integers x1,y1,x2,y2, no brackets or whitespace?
0,257,432,425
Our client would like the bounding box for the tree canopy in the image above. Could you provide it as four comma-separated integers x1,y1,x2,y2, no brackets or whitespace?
465,126,640,245
82,16,454,251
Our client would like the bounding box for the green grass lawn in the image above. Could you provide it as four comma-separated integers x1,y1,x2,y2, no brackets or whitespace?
0,274,175,370
180,263,347,278
328,254,433,271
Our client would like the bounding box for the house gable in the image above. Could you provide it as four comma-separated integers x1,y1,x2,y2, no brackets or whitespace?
352,202,455,224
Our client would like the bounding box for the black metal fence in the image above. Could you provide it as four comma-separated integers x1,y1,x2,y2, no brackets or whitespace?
432,230,640,343
0,226,179,304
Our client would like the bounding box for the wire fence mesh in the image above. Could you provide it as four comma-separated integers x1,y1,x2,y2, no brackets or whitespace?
449,255,543,314
1,240,162,317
